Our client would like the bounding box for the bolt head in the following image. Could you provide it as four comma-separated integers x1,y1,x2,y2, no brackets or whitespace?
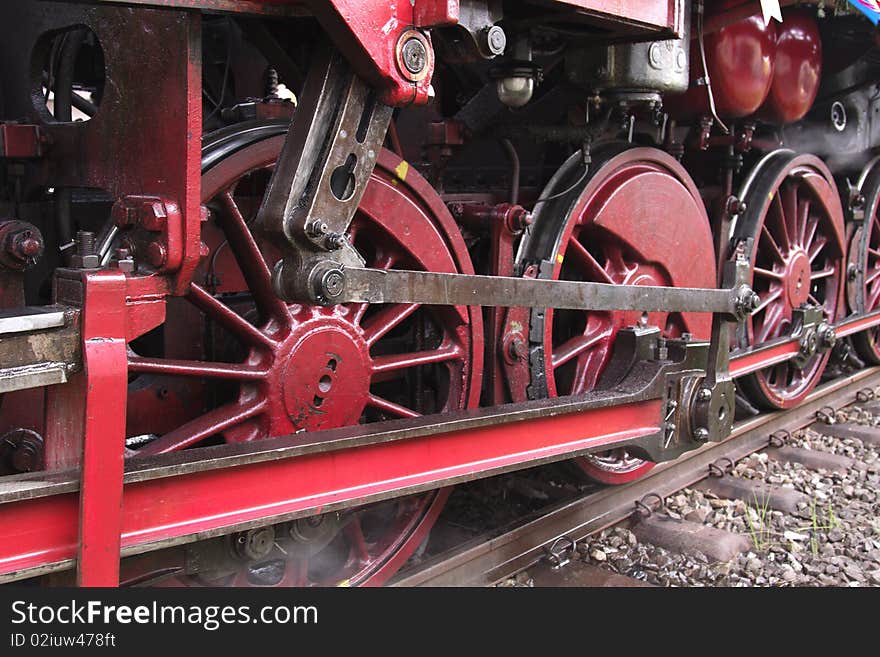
326,232,347,250
694,427,710,442
401,37,428,75
725,196,747,216
484,25,507,56
818,324,837,349
311,263,346,304
307,220,329,238
697,387,712,401
78,254,100,269
235,526,275,561
508,337,528,361
323,271,344,297
146,241,167,268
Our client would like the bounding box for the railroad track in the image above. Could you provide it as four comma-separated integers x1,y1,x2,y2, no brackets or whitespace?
389,366,880,587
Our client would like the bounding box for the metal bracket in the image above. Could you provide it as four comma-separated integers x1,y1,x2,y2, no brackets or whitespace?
708,457,735,477
634,493,665,518
791,306,835,369
768,430,789,447
544,536,577,570
254,45,393,301
815,406,836,425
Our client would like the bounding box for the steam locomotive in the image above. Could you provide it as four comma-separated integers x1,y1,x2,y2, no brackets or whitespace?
1,0,878,587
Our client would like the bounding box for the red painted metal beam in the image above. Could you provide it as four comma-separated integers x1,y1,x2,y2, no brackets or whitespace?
730,310,880,378
76,272,128,586
730,338,800,378
0,399,661,580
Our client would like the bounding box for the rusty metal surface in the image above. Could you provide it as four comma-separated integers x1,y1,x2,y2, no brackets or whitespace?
389,366,880,586
0,308,80,393
337,266,744,315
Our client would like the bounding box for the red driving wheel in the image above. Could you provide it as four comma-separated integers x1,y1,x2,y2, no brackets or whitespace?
515,145,716,485
125,121,482,586
850,157,880,364
734,152,845,409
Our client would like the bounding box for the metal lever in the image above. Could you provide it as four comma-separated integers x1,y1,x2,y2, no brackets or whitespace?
254,43,393,300
295,264,759,320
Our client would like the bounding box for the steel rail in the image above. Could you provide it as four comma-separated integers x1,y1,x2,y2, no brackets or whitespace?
389,366,880,587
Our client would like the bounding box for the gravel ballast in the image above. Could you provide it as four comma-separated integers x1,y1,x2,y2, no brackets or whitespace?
502,404,880,587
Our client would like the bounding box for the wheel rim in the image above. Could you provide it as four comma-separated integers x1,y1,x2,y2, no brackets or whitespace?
126,122,482,586
735,153,845,409
516,145,716,484
851,159,880,364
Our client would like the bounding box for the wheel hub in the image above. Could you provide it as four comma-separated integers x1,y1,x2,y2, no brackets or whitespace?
617,265,669,330
784,250,812,308
277,315,371,432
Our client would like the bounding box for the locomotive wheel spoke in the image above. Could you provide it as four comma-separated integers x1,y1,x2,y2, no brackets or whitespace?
811,267,835,281
804,214,819,251
371,344,463,375
367,394,421,419
361,303,421,347
797,198,811,246
570,350,606,393
757,303,785,342
187,282,276,350
782,184,799,243
551,328,609,370
755,287,782,314
770,193,792,251
760,225,786,262
754,266,784,281
809,235,828,262
128,356,268,380
566,237,615,284
138,398,267,456
218,191,291,328
868,283,880,310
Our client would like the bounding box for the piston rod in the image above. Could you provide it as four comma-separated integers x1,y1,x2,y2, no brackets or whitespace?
309,266,757,319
